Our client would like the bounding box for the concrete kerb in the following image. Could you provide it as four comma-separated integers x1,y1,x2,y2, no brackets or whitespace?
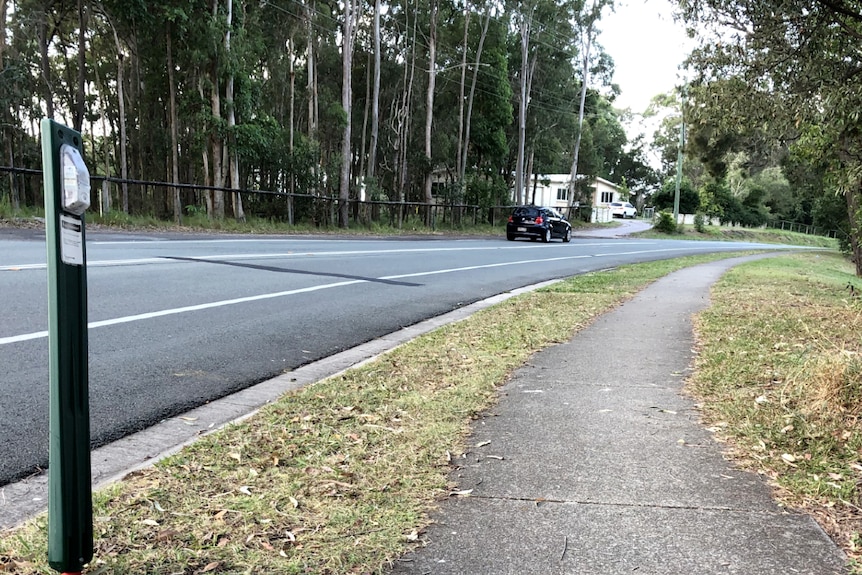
0,278,564,531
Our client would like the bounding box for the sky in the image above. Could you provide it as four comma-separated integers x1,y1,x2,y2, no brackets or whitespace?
598,0,694,116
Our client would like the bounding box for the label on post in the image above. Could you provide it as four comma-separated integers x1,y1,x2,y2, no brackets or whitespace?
59,214,84,266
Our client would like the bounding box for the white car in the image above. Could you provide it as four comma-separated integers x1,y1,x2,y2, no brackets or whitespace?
610,201,637,219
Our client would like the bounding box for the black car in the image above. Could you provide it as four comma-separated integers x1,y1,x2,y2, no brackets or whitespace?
506,206,572,243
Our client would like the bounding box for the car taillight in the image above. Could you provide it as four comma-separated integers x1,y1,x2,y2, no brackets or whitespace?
508,215,514,222
535,216,543,224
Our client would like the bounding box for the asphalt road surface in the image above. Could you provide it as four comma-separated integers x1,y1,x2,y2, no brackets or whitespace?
0,225,792,485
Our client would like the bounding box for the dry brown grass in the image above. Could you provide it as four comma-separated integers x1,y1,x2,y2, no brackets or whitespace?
689,251,862,568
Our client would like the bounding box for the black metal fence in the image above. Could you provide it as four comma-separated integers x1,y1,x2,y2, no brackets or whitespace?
0,166,518,229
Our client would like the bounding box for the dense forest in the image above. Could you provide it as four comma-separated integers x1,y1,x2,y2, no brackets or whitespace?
0,0,662,227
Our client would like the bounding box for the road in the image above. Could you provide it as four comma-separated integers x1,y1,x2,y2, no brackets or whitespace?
0,225,784,486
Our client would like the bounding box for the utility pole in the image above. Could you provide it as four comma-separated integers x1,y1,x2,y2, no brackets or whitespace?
673,91,686,224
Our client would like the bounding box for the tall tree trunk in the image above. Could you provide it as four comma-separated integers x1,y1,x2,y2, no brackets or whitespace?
840,133,862,275
456,9,469,193
526,148,536,205
460,10,490,182
846,187,862,276
306,0,318,196
131,40,144,213
338,0,356,228
566,25,592,212
0,0,5,66
515,11,531,205
107,20,129,213
423,0,438,223
198,78,213,217
0,0,13,208
210,0,225,219
306,1,316,138
5,138,16,210
367,0,381,180
288,35,295,224
394,2,418,228
225,0,244,221
74,0,86,131
359,53,370,185
98,83,110,214
287,36,295,223
38,7,54,118
92,55,110,213
167,24,181,224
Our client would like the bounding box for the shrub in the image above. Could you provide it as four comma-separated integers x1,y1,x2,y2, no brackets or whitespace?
653,210,679,234
694,212,706,233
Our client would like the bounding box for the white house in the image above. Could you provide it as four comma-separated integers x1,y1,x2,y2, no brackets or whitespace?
516,174,627,222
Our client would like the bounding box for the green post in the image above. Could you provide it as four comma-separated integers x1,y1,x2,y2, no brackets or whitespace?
41,118,93,574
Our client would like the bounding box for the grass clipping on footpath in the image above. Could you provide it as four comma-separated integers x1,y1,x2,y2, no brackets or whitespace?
689,251,862,570
1,252,756,574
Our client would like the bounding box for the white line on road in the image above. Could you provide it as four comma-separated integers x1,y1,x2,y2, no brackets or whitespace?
0,245,726,346
0,242,649,272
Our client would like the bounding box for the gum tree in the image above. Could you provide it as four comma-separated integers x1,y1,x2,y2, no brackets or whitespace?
678,0,862,273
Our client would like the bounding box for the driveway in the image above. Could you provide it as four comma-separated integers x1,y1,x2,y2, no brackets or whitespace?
573,218,653,238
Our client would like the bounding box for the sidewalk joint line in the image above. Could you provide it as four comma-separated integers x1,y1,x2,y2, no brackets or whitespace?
465,493,790,516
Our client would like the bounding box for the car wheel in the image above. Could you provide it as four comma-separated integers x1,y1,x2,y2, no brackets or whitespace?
507,233,516,241
563,228,572,243
542,229,552,243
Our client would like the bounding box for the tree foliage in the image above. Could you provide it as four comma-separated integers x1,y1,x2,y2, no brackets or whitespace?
678,0,862,273
652,177,699,214
0,0,639,226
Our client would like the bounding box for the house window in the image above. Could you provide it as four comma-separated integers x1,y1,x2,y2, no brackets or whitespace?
556,188,569,201
600,191,614,204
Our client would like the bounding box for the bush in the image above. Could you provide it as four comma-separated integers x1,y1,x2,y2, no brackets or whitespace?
653,178,700,213
694,212,706,233
653,210,679,234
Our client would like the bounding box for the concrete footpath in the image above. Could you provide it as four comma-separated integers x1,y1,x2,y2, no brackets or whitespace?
389,256,847,575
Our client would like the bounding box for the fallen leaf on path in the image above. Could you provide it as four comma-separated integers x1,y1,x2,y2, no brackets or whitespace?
449,489,473,497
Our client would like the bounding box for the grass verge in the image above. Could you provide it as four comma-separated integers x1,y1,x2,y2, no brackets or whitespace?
0,251,762,574
688,251,862,571
1,209,514,238
634,223,839,249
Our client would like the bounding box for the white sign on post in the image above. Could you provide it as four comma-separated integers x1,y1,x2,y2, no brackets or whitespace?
59,214,84,266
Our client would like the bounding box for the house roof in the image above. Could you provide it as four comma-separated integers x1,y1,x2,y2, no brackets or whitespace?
533,174,622,191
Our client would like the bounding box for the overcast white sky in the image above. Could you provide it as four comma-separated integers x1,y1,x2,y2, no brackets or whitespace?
598,0,694,115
